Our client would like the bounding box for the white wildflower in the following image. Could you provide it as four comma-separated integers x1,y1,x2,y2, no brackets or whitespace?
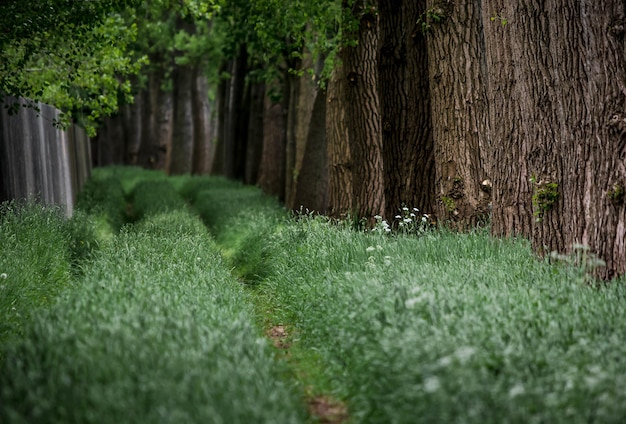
438,355,453,368
0,273,7,279
395,215,402,219
423,376,440,393
402,206,409,211
508,383,525,398
454,346,476,364
366,246,376,252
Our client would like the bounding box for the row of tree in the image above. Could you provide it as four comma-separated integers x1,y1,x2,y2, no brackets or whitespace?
2,0,625,279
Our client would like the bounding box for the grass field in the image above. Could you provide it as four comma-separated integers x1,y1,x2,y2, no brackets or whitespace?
2,166,626,423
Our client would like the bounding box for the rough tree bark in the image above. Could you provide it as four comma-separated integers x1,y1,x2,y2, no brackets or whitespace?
425,0,491,228
484,0,626,279
341,0,385,221
326,66,353,218
378,0,435,220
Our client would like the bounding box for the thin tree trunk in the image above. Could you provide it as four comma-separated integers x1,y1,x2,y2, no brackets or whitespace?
192,69,212,175
257,84,287,200
244,81,265,184
169,64,195,175
294,87,329,213
291,49,318,208
326,67,353,219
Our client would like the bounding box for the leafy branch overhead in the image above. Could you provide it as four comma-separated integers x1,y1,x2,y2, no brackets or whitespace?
0,0,220,135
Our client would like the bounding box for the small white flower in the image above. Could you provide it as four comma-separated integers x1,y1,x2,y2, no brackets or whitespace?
376,245,383,251
410,213,416,218
423,376,440,393
403,218,412,223
366,246,376,252
374,215,382,220
0,273,6,279
438,355,453,367
454,346,476,364
508,383,525,398
413,207,419,212
395,215,402,219
402,206,409,211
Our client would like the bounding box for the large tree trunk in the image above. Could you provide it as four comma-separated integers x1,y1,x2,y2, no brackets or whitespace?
484,0,626,279
378,0,435,220
341,0,385,221
326,67,353,219
425,0,491,228
294,88,329,213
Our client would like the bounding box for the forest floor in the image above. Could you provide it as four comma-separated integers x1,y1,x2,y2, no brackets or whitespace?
2,166,626,423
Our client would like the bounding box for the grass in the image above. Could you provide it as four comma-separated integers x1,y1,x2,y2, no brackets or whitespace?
0,201,73,347
3,167,626,423
0,174,306,423
186,177,626,424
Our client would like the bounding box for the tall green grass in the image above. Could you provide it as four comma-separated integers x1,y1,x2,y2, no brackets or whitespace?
189,179,626,423
0,202,73,346
0,177,306,424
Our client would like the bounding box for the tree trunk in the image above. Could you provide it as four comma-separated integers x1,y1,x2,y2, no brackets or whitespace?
342,0,385,222
284,72,300,208
425,0,491,229
211,68,227,176
484,0,626,279
244,81,265,184
138,69,170,170
221,47,249,180
294,87,329,213
378,0,435,220
326,66,353,219
124,95,142,166
290,50,319,209
169,64,195,175
192,69,212,175
257,84,287,200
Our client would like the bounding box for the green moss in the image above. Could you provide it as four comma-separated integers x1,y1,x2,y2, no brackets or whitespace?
441,196,456,213
531,180,559,221
608,183,624,205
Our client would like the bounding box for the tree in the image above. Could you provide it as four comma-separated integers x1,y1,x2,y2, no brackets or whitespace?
378,0,435,220
335,0,385,222
483,0,626,278
422,0,491,228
